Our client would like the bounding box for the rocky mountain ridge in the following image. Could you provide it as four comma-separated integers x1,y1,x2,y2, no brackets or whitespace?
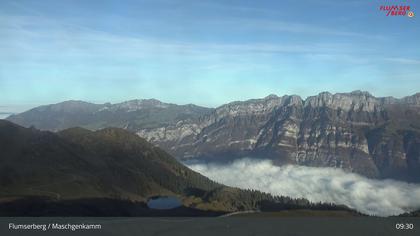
7,99,211,131
6,91,420,182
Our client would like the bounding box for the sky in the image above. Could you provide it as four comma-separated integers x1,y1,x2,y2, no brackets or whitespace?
0,0,419,112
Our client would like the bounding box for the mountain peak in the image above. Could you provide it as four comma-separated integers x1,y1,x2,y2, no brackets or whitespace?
114,99,170,111
33,100,101,113
401,93,420,105
318,91,333,96
264,94,279,100
305,91,378,111
349,90,373,97
124,98,164,105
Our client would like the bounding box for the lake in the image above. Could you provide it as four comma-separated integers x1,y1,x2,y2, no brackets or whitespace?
147,196,182,210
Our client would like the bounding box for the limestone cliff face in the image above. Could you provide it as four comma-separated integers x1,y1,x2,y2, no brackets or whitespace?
7,91,420,181
137,91,420,181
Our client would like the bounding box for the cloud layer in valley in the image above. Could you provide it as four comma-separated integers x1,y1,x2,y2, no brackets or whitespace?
186,158,420,216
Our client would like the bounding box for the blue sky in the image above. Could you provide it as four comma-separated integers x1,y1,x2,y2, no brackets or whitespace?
0,0,419,111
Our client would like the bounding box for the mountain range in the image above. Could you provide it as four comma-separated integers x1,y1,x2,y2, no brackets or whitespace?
0,120,357,216
6,91,420,182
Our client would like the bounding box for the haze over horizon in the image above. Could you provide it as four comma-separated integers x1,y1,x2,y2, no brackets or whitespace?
1,0,419,110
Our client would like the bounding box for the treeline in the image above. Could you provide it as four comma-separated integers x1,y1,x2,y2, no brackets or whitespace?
197,187,361,214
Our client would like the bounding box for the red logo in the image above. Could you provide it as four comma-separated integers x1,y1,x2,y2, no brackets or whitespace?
379,5,414,17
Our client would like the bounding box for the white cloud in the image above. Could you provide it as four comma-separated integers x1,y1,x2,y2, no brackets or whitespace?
186,158,420,217
0,13,364,61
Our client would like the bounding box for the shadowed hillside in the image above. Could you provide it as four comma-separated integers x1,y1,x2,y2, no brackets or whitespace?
0,120,361,216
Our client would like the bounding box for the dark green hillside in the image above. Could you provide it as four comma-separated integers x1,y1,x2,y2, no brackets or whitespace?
0,120,360,216
0,120,220,201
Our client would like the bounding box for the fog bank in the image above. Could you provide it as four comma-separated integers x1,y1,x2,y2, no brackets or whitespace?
186,158,420,216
